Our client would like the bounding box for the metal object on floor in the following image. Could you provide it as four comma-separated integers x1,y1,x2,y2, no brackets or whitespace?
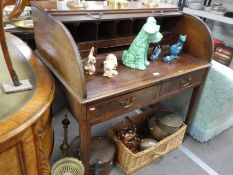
69,136,116,175
53,115,84,175
60,114,70,157
52,157,84,175
89,136,116,175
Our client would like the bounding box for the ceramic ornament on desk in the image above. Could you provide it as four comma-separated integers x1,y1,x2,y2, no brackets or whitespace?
122,17,163,70
103,53,118,78
162,35,187,63
151,44,162,60
84,47,96,75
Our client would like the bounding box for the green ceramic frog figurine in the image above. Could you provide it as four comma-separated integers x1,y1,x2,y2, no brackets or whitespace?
122,17,163,70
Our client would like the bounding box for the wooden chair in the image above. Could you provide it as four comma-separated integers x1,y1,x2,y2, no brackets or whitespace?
3,0,30,20
0,1,21,85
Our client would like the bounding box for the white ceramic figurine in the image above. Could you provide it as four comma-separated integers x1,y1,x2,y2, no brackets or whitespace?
84,47,96,75
103,54,118,78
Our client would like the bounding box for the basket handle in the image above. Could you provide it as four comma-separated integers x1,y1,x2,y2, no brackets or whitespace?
152,142,170,157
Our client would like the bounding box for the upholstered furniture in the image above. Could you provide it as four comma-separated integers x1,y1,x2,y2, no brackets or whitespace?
162,60,233,142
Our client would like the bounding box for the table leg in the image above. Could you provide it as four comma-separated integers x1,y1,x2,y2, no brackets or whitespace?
79,121,91,175
185,85,202,126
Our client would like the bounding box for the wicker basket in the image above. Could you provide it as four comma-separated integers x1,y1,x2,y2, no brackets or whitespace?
109,108,187,174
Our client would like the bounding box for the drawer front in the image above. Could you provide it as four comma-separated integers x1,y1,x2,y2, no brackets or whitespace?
160,69,206,96
87,85,159,123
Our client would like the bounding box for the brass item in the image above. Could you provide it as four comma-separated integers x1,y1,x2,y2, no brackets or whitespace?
52,157,84,175
140,138,157,150
13,19,33,29
66,1,88,9
107,0,128,9
148,117,168,141
156,110,183,135
60,114,70,157
142,2,158,8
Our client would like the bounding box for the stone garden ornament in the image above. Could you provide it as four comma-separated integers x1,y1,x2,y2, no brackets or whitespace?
122,17,163,70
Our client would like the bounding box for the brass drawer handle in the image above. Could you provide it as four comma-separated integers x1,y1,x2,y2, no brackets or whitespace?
179,77,192,88
119,97,136,109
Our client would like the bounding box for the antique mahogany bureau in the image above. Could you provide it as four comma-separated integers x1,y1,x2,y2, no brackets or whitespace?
31,1,213,174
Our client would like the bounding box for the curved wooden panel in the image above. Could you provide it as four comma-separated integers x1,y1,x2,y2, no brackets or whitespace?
32,5,87,99
171,13,214,62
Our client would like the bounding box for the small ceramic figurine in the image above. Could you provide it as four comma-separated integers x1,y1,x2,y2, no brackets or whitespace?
103,53,118,78
122,17,163,70
84,47,96,75
117,117,140,153
151,44,161,60
162,35,187,63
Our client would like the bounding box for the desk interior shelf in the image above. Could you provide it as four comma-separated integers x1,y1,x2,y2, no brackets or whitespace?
63,16,179,58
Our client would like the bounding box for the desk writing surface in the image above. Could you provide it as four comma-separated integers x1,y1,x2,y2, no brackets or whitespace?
85,53,210,100
0,40,35,120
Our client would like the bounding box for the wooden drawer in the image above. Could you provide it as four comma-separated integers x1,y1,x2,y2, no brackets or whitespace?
160,69,206,96
87,85,159,123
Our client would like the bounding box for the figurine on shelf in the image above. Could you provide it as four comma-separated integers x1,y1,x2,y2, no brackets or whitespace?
122,17,163,70
162,35,187,63
84,47,96,75
151,44,162,60
103,53,118,78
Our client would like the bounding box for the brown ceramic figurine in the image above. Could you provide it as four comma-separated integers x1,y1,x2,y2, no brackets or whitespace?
117,117,140,153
